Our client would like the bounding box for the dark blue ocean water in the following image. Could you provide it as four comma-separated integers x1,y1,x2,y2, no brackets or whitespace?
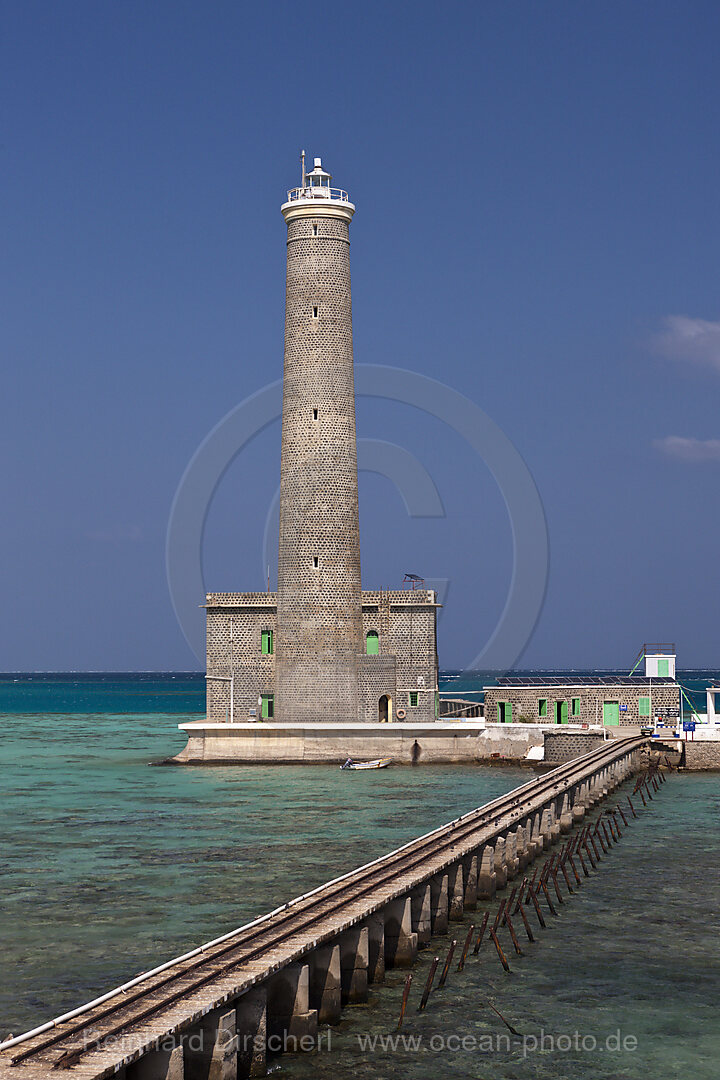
2,673,719,1078
0,669,715,713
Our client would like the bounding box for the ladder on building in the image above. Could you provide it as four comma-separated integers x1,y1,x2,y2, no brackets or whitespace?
379,589,391,636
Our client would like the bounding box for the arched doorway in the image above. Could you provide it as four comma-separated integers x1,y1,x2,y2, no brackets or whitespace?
379,695,391,723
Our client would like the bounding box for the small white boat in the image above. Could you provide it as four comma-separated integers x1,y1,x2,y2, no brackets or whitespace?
340,757,391,771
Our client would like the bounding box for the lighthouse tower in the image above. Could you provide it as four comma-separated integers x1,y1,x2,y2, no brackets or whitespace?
202,156,440,733
275,158,363,722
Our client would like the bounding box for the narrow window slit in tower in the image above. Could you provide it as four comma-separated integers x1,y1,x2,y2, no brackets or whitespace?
312,556,319,569
312,224,318,236
312,305,318,319
312,408,318,421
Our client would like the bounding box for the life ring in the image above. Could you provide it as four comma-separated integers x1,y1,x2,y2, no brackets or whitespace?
396,708,407,719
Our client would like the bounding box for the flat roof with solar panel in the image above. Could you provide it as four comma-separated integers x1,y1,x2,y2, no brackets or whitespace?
494,674,677,688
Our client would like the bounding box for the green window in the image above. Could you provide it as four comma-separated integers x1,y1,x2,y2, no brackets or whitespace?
498,701,512,723
435,691,440,718
261,694,274,719
538,699,547,717
261,630,273,655
571,698,580,716
657,658,669,677
366,631,379,656
409,691,419,707
639,696,651,717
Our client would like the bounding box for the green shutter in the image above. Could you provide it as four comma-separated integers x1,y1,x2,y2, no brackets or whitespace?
409,691,419,707
366,631,379,656
261,694,274,719
639,696,650,717
261,631,273,655
539,699,547,717
571,698,580,716
561,701,569,724
657,658,669,677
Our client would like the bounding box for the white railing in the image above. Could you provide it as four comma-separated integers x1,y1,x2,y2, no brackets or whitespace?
285,186,350,203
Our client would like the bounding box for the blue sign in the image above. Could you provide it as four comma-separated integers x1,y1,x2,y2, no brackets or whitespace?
619,704,628,712
683,721,696,732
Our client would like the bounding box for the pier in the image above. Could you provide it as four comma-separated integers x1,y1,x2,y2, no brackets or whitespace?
0,737,647,1080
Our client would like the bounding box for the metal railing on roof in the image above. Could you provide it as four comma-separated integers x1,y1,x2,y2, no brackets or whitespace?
286,186,350,203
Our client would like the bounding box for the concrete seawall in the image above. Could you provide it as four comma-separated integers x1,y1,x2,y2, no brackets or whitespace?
172,721,606,765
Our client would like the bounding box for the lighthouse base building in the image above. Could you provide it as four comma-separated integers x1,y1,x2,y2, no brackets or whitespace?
205,588,440,724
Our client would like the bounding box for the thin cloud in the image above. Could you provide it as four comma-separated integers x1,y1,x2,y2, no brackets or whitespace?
652,315,720,372
654,436,720,463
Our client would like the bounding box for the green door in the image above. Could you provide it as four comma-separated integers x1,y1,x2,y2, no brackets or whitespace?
603,702,620,727
561,700,569,724
657,658,669,677
497,701,512,723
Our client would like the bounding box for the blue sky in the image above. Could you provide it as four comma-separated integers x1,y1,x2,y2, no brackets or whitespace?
2,1,719,671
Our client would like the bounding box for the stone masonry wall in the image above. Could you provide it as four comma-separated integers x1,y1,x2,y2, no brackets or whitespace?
206,590,439,724
206,598,277,722
484,683,680,728
361,592,438,723
275,208,364,723
543,731,605,763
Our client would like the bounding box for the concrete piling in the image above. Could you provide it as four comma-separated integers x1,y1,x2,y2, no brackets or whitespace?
384,896,418,967
411,883,432,946
463,854,478,910
477,845,497,901
184,1009,239,1080
366,912,385,984
267,964,317,1049
310,944,342,1023
340,925,369,1003
430,873,450,934
448,863,465,921
559,794,573,833
494,837,508,890
129,1043,184,1080
505,831,521,880
235,988,267,1079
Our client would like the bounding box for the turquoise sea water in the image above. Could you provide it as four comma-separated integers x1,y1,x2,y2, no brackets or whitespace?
2,673,719,1078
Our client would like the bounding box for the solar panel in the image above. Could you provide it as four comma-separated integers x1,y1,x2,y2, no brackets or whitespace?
494,675,675,688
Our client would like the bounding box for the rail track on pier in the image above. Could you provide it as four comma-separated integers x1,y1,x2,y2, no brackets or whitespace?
2,736,645,1073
